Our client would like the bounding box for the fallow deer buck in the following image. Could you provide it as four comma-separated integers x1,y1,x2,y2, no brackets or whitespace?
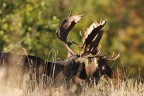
61,13,119,83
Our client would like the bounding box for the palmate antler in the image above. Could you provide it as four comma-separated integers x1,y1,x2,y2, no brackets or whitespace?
80,20,106,56
56,13,119,61
80,20,119,61
56,12,83,55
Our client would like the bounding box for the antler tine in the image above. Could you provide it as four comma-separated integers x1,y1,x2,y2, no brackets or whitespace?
80,20,107,56
80,30,85,43
105,53,120,61
95,52,120,61
56,13,83,55
111,52,115,58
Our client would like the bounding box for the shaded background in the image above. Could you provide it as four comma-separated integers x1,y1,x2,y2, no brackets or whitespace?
0,0,144,77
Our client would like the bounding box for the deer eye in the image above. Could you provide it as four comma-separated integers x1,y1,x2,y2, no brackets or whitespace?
102,66,105,70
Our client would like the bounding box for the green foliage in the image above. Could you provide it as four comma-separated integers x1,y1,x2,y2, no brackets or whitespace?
0,0,144,77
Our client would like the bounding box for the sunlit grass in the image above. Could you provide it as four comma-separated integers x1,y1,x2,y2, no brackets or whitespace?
0,67,144,96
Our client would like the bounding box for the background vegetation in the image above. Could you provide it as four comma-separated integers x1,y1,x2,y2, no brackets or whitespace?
0,0,144,77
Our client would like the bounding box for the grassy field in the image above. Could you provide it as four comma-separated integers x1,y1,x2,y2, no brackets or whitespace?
0,68,144,96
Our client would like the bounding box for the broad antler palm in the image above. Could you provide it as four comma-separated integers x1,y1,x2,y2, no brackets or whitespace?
56,13,119,61
56,12,83,55
80,20,106,56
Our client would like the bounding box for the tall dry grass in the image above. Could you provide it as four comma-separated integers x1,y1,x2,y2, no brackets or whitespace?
0,50,143,96
0,66,144,96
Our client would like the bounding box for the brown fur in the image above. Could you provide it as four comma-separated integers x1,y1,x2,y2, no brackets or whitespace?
0,52,87,88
